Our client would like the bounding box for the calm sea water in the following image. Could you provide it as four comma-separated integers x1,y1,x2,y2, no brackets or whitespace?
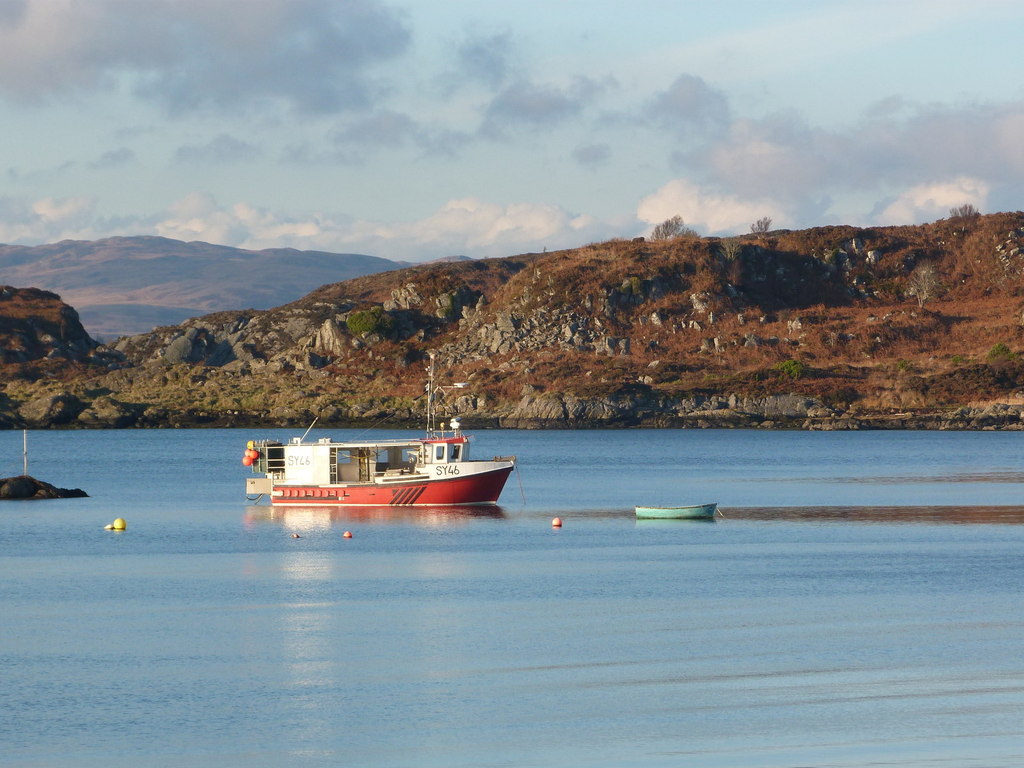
2,428,1023,767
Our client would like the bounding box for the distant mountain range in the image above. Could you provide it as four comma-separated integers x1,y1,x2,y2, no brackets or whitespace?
0,236,407,338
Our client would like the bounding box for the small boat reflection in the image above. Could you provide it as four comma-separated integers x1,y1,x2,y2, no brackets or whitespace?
244,504,508,527
635,517,717,527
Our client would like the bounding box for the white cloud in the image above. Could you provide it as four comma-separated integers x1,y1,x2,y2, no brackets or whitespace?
0,0,411,114
155,192,249,244
693,114,847,200
671,98,1024,229
413,198,568,247
874,177,990,224
31,195,94,224
0,195,99,243
636,180,784,236
231,203,324,243
81,193,615,261
361,198,609,257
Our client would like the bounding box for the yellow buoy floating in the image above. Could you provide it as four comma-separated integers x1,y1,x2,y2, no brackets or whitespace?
104,517,127,531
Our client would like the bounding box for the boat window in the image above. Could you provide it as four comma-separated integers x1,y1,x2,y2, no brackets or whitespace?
435,444,446,461
450,444,461,461
330,449,352,483
265,444,286,475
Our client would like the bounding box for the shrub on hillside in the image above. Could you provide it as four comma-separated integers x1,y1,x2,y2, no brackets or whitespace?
346,306,394,336
986,342,1015,363
651,215,697,241
772,359,807,380
949,203,980,221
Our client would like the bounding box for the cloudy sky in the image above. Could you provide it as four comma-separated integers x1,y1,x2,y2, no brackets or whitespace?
1,0,1022,261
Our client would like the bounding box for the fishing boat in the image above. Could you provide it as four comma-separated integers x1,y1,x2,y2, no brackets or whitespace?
242,363,516,507
634,502,718,519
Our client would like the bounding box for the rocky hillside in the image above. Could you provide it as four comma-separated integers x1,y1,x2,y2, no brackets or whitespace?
0,286,108,365
0,286,125,427
0,236,403,337
5,211,1024,430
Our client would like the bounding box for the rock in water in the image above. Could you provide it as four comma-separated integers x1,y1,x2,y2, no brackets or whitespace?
0,475,88,499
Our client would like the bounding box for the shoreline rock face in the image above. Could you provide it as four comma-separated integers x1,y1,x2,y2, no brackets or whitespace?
0,475,88,499
3,391,1024,431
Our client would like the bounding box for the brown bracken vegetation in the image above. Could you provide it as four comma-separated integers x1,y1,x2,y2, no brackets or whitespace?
5,211,1024,428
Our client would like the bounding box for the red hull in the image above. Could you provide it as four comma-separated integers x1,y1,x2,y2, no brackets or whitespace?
271,466,514,506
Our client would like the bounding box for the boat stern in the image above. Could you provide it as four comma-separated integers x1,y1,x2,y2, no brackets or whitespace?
246,476,273,496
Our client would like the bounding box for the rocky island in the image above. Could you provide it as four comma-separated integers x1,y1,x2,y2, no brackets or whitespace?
3,210,1024,430
0,475,87,499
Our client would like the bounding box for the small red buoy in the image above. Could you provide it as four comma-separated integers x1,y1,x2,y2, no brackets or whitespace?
343,530,353,538
242,455,254,466
552,517,562,528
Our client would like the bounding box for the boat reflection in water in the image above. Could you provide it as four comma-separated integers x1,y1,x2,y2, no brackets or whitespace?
244,504,507,529
635,516,717,527
723,505,1024,525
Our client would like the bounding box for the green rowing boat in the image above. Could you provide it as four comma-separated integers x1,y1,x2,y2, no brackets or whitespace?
634,502,718,519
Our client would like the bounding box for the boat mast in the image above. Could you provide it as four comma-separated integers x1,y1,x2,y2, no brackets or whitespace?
426,354,436,435
425,356,469,436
